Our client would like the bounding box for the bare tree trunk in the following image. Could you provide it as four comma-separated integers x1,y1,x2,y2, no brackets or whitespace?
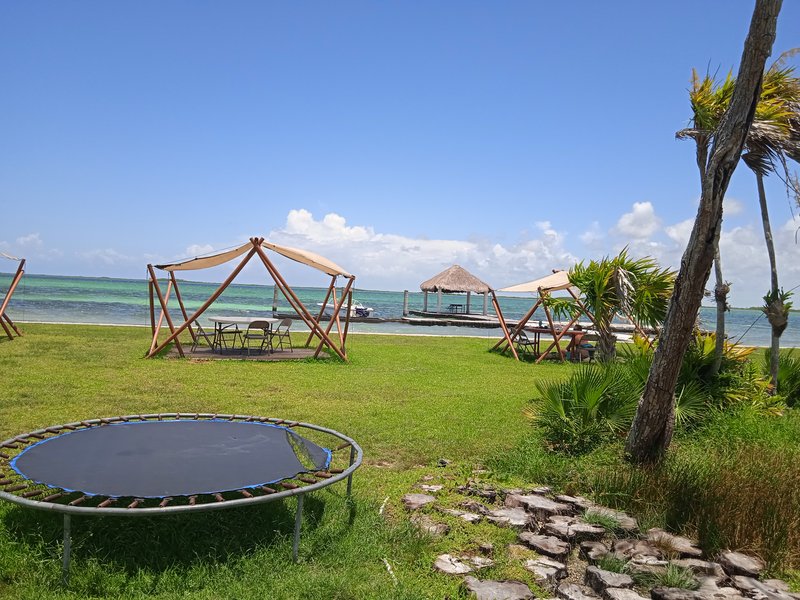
756,171,783,390
625,0,782,464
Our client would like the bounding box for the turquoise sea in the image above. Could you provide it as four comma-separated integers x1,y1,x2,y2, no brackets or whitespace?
1,273,798,348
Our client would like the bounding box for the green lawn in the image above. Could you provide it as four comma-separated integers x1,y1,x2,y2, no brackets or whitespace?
0,324,570,599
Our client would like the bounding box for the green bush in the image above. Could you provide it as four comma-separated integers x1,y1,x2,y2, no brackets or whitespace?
761,349,800,407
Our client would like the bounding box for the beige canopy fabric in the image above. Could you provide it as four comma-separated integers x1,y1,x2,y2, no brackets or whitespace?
261,241,351,278
499,270,572,294
155,240,351,278
420,265,492,294
1,252,22,262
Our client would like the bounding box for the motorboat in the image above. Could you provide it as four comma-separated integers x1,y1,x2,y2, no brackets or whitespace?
316,301,374,318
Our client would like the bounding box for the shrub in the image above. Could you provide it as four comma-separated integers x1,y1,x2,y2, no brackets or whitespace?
760,349,800,407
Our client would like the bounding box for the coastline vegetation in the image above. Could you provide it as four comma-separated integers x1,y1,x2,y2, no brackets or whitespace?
0,324,798,598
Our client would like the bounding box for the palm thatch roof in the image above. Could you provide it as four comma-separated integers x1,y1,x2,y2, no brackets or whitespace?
420,265,492,294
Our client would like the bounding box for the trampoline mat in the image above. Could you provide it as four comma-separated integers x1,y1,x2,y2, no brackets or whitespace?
11,420,331,498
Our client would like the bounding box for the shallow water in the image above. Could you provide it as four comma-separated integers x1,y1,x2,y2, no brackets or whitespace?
1,273,797,347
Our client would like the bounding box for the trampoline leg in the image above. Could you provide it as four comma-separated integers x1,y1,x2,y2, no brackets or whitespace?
346,445,356,497
62,514,72,586
292,494,304,562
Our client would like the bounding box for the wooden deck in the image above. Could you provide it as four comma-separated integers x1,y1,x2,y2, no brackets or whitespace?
167,345,327,361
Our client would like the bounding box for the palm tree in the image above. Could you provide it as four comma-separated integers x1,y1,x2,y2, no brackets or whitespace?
677,57,800,390
568,249,675,362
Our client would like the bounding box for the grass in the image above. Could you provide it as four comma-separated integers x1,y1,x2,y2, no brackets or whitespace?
0,324,569,599
1,324,799,597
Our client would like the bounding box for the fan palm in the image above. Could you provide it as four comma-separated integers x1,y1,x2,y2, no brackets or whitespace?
568,249,675,362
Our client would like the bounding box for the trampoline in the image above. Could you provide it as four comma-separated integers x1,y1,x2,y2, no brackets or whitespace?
0,413,362,582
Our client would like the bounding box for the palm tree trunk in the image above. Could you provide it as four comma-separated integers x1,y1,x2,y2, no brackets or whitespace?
625,0,781,464
711,244,729,375
756,171,783,390
597,329,617,362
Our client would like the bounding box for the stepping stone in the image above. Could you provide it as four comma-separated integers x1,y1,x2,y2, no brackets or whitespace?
469,556,496,570
462,500,492,515
518,532,570,559
440,507,483,524
434,554,473,575
403,493,436,510
464,576,534,600
557,582,600,600
419,484,443,493
411,514,449,537
458,484,498,501
556,494,594,512
717,551,766,578
506,493,572,520
580,541,609,562
544,515,606,543
613,539,663,560
523,556,568,585
603,589,650,600
696,576,749,600
650,588,699,600
584,566,634,594
732,576,795,600
647,529,703,558
672,559,725,582
487,507,532,530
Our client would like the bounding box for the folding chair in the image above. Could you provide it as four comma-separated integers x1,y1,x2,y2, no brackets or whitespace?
270,318,293,352
191,322,218,353
242,320,272,355
515,330,539,360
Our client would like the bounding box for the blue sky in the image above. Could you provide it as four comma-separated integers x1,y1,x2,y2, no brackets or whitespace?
2,1,799,306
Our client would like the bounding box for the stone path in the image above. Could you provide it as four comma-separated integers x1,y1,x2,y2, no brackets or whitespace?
401,481,799,600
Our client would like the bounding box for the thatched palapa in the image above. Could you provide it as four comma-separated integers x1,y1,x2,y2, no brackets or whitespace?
419,265,492,315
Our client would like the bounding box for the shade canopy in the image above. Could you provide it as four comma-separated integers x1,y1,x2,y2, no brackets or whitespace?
499,270,572,294
1,252,22,262
420,265,492,294
155,240,351,278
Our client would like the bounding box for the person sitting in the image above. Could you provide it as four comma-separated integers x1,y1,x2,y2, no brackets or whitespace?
566,324,595,362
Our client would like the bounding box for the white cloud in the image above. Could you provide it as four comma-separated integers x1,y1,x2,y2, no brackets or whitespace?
615,202,661,239
665,219,694,246
724,197,744,216
16,233,43,248
185,244,215,257
78,248,131,266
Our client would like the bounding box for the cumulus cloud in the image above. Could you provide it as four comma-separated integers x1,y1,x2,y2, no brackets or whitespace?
78,248,132,266
724,197,745,216
615,202,661,239
16,233,43,248
185,244,215,257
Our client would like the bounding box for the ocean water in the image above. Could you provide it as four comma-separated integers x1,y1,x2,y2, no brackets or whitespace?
1,273,798,348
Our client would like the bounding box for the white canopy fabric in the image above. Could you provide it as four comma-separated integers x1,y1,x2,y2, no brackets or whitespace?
154,240,352,278
1,252,22,262
499,270,572,294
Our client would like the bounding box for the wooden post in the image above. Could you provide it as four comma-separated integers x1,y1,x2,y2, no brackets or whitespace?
170,272,196,343
403,290,409,316
150,277,174,354
466,291,471,314
342,287,353,353
272,285,279,315
492,292,518,360
437,288,442,313
0,259,25,339
306,277,336,347
491,297,541,352
423,291,428,312
147,266,184,357
483,291,488,316
148,279,156,337
313,276,354,359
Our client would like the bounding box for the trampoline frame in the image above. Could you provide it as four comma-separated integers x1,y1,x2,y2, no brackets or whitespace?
0,413,362,583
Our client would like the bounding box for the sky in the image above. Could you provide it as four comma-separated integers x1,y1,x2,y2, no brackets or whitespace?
2,1,799,306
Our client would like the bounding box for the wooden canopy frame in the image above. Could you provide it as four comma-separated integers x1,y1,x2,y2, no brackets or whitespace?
146,237,355,361
0,254,25,340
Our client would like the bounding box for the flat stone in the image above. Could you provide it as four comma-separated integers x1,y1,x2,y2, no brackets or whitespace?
487,507,532,531
696,577,748,600
584,566,634,594
518,532,570,559
458,484,498,502
557,582,600,600
732,576,795,600
544,515,606,543
585,506,638,532
469,556,496,570
533,486,553,495
440,507,483,523
556,495,595,512
672,559,725,582
603,589,650,600
419,484,443,493
717,551,765,578
650,588,698,600
506,494,573,520
462,500,492,515
410,514,449,537
435,553,473,575
647,529,703,558
421,474,435,481
612,539,662,560
463,576,534,600
762,580,790,593
580,541,609,562
402,493,436,511
624,561,667,578
523,556,568,585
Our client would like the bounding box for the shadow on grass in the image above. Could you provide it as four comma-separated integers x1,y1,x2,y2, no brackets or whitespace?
2,493,339,574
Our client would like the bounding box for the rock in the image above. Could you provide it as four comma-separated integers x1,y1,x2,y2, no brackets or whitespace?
410,514,450,536
434,554,473,575
580,541,609,562
463,576,534,600
506,493,572,520
402,493,436,510
487,507,532,530
544,515,606,543
732,576,795,600
717,551,765,578
672,559,725,582
603,589,650,600
696,577,747,600
762,580,790,593
437,458,451,467
647,529,703,559
650,588,699,600
624,561,667,578
612,539,663,560
524,556,568,585
585,506,639,533
478,541,494,556
462,500,492,515
440,507,483,523
518,532,570,560
469,556,496,570
584,566,634,594
557,582,600,600
421,474,435,481
533,486,553,495
556,494,595,512
458,484,498,502
419,484,443,493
